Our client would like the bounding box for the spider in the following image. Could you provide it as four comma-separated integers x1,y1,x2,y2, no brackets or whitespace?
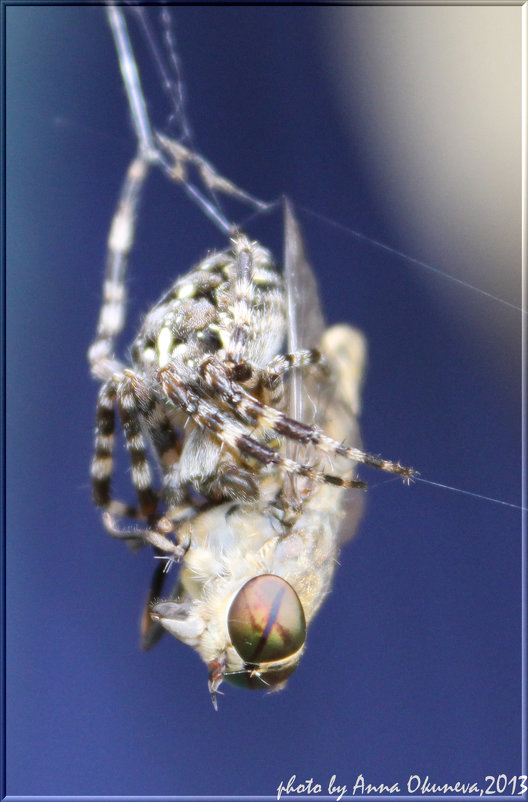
88,141,416,705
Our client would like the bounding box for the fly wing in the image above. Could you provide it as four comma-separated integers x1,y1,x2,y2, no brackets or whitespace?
283,199,326,425
282,200,365,542
282,201,325,506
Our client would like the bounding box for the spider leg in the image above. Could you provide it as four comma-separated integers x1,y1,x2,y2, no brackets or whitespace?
91,379,163,533
116,372,159,518
91,379,130,512
262,347,328,407
148,399,184,470
206,460,259,502
159,363,366,489
200,356,416,482
102,511,188,562
92,371,200,555
156,133,269,233
112,372,200,559
224,236,254,365
264,348,326,384
88,156,149,382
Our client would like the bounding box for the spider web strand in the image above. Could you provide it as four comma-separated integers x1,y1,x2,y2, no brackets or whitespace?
299,205,524,314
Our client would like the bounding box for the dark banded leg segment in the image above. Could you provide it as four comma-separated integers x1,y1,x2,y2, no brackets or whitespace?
116,373,159,518
159,364,366,490
263,348,327,407
112,372,188,559
92,380,151,532
91,379,117,510
199,357,416,483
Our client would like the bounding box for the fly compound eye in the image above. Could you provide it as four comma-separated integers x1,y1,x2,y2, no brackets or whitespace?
227,574,306,664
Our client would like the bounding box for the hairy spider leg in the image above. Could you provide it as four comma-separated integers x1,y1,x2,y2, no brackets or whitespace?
199,355,416,482
116,372,159,518
91,371,186,563
91,379,120,511
159,363,366,490
224,238,254,366
91,378,153,524
89,157,149,382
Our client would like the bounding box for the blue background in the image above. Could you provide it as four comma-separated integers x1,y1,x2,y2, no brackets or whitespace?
6,5,522,799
